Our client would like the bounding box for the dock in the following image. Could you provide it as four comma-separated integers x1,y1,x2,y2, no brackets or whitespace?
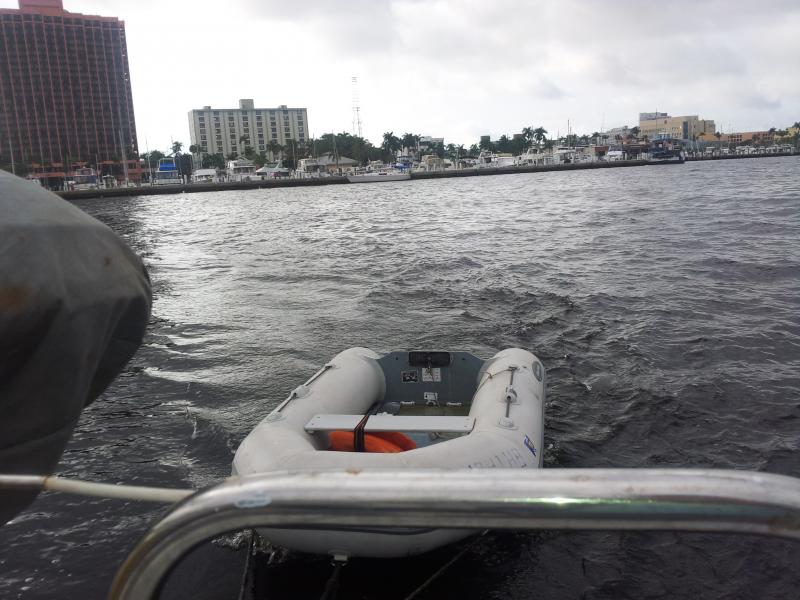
56,152,798,201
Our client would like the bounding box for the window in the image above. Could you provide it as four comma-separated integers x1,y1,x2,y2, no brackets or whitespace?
198,116,205,122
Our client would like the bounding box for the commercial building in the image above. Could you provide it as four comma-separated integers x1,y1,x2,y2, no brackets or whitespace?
0,0,140,183
697,130,776,145
638,113,715,141
187,100,309,158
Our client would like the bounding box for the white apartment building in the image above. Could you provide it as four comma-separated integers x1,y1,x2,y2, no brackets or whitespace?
188,99,309,157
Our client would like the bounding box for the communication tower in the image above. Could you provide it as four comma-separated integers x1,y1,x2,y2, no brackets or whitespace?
351,76,363,138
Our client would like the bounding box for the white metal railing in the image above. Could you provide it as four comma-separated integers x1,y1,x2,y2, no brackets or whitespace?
109,468,800,599
4,468,800,599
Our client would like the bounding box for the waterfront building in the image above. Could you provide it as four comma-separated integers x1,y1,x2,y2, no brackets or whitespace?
601,126,631,142
418,135,444,151
697,130,776,145
315,152,358,174
187,99,309,158
638,113,715,141
0,0,140,184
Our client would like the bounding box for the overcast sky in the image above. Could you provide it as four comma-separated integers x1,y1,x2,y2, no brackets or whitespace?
3,0,798,152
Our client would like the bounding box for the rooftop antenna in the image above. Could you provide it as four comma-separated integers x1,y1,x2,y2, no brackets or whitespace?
351,76,362,138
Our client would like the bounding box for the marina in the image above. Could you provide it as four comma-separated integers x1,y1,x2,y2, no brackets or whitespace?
2,1,800,598
54,151,798,200
3,158,799,599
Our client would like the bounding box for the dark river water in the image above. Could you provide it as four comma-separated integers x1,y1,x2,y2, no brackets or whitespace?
2,157,800,599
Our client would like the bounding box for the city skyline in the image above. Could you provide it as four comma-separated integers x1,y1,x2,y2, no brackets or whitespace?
0,0,798,153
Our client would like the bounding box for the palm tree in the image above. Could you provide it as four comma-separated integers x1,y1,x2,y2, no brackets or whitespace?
239,134,251,157
171,141,183,156
533,127,548,146
522,126,534,149
266,140,282,161
382,131,401,156
401,133,417,153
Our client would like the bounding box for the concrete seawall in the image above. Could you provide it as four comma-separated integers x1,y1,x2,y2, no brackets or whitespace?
56,152,797,200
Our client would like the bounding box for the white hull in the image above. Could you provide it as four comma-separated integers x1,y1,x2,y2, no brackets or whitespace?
347,173,411,183
233,347,545,558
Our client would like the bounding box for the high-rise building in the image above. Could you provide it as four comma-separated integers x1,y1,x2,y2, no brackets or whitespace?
188,100,309,159
0,0,140,183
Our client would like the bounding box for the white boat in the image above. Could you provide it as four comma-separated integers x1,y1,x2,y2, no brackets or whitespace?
65,167,98,191
233,347,545,558
191,168,221,183
255,162,290,179
347,170,410,183
152,158,183,186
295,157,323,178
226,159,257,182
476,151,516,168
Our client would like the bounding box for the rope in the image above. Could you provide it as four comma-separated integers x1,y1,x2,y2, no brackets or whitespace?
403,530,489,600
0,474,193,503
319,560,345,600
236,530,257,600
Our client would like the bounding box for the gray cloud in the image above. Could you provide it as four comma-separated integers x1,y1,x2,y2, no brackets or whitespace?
5,0,795,148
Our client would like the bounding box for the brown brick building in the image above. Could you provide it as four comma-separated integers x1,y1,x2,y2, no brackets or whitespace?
0,0,141,184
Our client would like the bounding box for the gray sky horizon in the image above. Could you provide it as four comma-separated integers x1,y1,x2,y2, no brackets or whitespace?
2,0,798,153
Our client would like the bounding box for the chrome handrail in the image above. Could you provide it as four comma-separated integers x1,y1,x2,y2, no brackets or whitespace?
109,468,800,599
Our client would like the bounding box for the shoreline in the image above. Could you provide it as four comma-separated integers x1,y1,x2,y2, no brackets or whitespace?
56,152,798,200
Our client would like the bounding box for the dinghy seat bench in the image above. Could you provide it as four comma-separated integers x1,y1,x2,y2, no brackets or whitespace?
304,414,475,434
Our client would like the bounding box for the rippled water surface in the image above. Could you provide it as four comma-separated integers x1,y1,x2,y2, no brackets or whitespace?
2,158,800,599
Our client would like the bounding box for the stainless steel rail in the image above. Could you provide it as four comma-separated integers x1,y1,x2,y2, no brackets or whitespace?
109,468,800,599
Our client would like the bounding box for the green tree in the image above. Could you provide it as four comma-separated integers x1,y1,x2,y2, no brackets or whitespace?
171,141,183,155
239,134,252,157
401,132,418,153
381,131,401,158
533,127,548,146
141,150,165,163
189,144,204,155
521,127,534,149
252,151,267,168
266,140,283,161
202,153,225,170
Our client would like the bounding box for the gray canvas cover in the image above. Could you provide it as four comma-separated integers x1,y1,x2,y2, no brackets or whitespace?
0,171,151,524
